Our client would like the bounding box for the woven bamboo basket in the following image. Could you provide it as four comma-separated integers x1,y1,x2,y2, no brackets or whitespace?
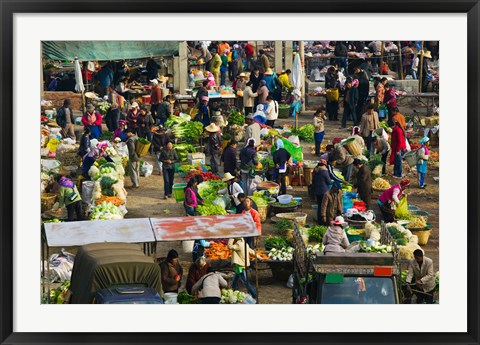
56,149,81,167
257,204,268,223
276,212,307,226
41,193,57,212
410,229,431,245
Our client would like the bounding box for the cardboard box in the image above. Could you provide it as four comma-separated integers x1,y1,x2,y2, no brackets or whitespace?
187,153,205,161
190,158,205,166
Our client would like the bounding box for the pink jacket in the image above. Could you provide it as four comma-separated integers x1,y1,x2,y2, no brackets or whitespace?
379,185,402,204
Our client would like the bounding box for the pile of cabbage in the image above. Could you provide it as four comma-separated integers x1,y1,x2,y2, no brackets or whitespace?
90,201,123,220
220,289,247,304
89,163,127,202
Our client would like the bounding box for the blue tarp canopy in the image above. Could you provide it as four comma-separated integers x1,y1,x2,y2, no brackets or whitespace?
42,41,179,61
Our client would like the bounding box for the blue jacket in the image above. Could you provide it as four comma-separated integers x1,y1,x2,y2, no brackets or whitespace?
263,75,276,93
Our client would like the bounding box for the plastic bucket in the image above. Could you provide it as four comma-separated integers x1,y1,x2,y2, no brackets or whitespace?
173,183,187,202
163,292,178,304
82,181,95,203
182,240,194,253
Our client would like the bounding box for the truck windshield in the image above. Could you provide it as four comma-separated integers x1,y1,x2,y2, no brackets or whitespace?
321,277,396,304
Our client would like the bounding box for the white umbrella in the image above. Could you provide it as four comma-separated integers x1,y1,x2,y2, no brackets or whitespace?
74,57,85,93
291,53,303,127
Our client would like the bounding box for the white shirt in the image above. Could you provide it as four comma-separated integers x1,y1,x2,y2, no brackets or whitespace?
218,182,244,206
265,100,279,121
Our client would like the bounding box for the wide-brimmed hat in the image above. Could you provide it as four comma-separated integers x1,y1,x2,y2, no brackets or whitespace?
332,216,347,225
213,111,222,116
305,52,313,58
85,92,98,99
150,79,159,85
205,123,220,132
222,172,235,182
237,72,246,78
131,102,139,108
264,68,273,75
422,50,432,59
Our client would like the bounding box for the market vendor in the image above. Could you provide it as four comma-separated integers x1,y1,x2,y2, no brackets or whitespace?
113,120,128,142
81,103,103,139
236,193,258,213
56,175,83,222
77,127,91,158
323,216,350,253
218,172,244,208
353,158,372,210
371,135,391,175
312,159,331,225
186,256,210,294
157,95,174,126
81,142,114,178
377,178,410,222
205,123,222,174
56,98,75,140
272,139,291,195
220,139,238,176
194,96,210,128
160,249,183,294
245,115,261,147
192,267,229,304
350,126,365,151
184,177,200,216
320,181,343,226
332,143,354,183
406,249,436,304
126,102,140,135
417,136,430,189
195,80,209,109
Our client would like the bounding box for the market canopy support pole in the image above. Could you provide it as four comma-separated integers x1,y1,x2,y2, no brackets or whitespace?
173,56,180,93
284,41,293,72
178,41,188,94
418,41,425,93
397,41,404,80
275,41,283,72
299,40,305,113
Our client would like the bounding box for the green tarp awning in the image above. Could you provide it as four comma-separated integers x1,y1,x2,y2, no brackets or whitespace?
42,41,179,61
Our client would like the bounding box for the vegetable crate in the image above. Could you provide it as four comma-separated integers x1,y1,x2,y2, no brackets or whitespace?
41,193,57,212
135,141,151,157
56,149,81,167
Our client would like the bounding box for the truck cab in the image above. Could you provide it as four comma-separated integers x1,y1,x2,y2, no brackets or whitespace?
292,222,401,304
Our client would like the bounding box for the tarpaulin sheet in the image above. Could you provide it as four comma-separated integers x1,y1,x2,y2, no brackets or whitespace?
69,243,161,304
42,41,179,61
150,214,259,241
43,218,155,247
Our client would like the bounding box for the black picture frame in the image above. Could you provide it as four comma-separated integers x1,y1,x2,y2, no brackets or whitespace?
1,1,479,344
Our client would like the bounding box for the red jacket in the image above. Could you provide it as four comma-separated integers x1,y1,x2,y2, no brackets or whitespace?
243,208,262,236
150,86,162,104
81,111,102,127
244,44,254,56
389,125,406,164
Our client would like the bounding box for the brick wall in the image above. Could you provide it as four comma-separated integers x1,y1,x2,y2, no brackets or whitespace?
43,92,83,111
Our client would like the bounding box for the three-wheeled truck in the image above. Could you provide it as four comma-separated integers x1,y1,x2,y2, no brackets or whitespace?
292,222,401,304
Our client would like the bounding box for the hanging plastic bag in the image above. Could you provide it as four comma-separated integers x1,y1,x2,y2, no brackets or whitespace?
395,195,409,218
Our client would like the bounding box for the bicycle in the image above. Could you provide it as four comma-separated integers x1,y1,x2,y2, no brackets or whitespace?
406,109,424,136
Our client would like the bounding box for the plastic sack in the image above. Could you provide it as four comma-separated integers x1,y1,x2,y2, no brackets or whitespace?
286,274,294,289
395,195,408,217
140,162,153,177
41,159,61,173
46,138,60,152
271,137,303,163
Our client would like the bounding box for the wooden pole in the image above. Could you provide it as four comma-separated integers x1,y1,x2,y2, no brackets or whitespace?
418,41,425,93
299,40,305,113
397,41,404,80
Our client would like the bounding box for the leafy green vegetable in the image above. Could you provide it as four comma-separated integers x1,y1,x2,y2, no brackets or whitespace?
165,115,187,128
99,176,118,196
184,121,204,144
99,131,114,141
273,201,297,208
197,204,227,216
292,124,315,142
178,291,199,304
307,225,328,243
264,236,291,249
227,109,245,126
260,157,274,169
249,196,268,206
274,218,293,236
138,137,151,145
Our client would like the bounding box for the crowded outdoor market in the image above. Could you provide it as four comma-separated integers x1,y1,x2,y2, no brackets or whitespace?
40,40,439,305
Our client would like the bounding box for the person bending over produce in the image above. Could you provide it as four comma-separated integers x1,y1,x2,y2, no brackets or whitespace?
186,256,210,295
377,178,410,222
371,136,390,175
331,143,354,183
312,159,331,225
56,176,83,221
227,238,262,299
417,136,430,189
406,249,436,304
81,142,114,178
353,158,372,210
159,141,178,199
113,120,128,142
323,216,350,253
241,198,261,248
160,249,183,294
218,172,244,209
184,177,201,216
272,139,291,195
192,267,229,304
320,181,343,226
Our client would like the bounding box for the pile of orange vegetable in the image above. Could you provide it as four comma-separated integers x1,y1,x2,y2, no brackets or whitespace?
205,242,270,261
95,195,124,206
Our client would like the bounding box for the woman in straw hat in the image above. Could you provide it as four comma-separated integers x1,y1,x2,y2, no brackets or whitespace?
205,123,222,174
218,172,244,209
